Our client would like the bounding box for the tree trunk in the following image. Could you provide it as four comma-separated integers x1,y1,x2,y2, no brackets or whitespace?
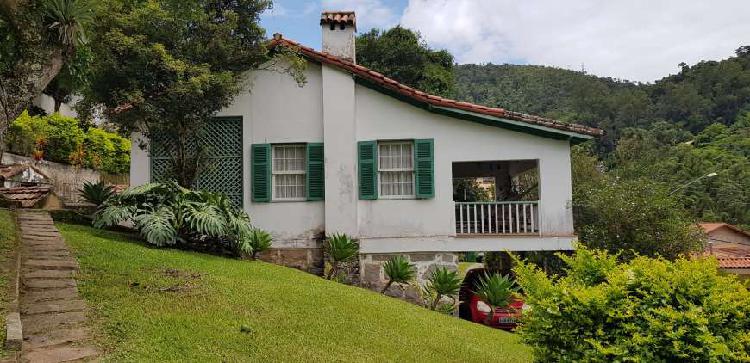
53,98,62,113
431,294,442,310
381,280,393,294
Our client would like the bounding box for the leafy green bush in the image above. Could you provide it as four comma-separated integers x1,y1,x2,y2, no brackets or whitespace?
324,233,359,280
7,110,130,174
93,182,252,256
247,228,272,260
381,255,415,294
79,180,115,206
473,273,519,324
423,267,461,311
574,171,706,261
513,245,750,362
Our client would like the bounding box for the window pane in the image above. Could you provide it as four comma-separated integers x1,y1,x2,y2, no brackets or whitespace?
272,145,307,199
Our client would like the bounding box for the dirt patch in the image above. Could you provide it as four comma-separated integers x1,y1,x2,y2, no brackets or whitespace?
129,268,203,293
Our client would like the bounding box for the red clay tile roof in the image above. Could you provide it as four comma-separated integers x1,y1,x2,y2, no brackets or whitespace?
269,36,603,138
716,258,750,269
0,186,52,208
320,11,356,30
698,222,750,238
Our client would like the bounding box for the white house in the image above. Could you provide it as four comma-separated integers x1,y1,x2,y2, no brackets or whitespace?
129,11,602,286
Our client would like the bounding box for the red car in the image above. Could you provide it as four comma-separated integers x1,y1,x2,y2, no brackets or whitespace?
467,294,524,330
459,268,524,330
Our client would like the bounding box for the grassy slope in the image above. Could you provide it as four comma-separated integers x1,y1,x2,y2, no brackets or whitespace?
58,224,531,362
0,209,18,355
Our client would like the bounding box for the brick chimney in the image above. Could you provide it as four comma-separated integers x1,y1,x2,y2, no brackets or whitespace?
320,11,356,63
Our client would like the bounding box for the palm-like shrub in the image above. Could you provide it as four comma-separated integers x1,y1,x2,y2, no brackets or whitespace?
93,181,252,255
324,233,358,280
423,267,462,311
474,273,519,325
79,180,115,206
247,228,272,260
381,255,415,293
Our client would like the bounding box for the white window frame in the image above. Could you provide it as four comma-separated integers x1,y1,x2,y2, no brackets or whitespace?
377,140,416,199
271,144,307,201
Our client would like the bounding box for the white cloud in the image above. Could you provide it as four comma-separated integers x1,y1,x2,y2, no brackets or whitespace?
321,0,399,31
401,0,750,82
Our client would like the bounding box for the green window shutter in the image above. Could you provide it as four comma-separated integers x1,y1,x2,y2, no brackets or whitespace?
306,143,324,201
414,139,435,199
251,144,271,202
358,141,377,200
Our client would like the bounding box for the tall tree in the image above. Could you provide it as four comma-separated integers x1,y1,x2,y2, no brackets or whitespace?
0,0,91,160
82,0,302,187
356,26,455,98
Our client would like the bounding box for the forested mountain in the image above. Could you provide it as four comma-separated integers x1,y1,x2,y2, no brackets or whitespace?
455,46,750,150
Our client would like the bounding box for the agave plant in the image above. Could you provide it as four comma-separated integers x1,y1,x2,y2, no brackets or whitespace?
423,267,462,311
93,181,253,255
44,0,92,49
474,273,519,325
247,228,273,260
381,255,415,294
79,180,115,206
324,233,358,280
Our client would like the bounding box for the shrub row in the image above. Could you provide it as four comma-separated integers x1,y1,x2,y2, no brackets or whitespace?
8,111,130,174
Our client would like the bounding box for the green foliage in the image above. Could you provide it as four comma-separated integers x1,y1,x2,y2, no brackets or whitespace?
324,233,359,280
381,255,415,294
0,0,91,151
423,267,461,311
575,175,706,261
93,181,253,255
79,180,115,206
356,26,455,98
83,0,302,187
473,273,519,324
513,245,750,362
247,228,272,260
452,178,492,202
7,111,130,173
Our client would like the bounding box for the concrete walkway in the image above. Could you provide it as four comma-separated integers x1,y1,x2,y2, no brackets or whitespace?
16,211,98,362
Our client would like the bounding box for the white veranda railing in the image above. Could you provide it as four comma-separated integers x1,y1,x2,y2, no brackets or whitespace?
455,201,540,235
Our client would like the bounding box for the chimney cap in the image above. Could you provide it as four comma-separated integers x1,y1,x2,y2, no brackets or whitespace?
320,11,356,31
272,33,283,40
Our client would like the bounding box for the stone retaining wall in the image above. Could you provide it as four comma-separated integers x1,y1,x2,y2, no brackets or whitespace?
360,252,459,302
258,247,324,275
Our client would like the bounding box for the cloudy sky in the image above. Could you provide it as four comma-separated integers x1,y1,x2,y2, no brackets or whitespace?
261,0,750,82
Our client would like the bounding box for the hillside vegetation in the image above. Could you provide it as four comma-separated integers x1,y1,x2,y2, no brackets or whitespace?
455,46,750,150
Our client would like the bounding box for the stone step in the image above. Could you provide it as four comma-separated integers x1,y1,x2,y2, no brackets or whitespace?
24,259,78,270
23,270,75,280
23,279,77,290
21,299,86,315
22,311,87,335
22,345,98,363
22,254,71,261
22,288,80,304
22,327,90,350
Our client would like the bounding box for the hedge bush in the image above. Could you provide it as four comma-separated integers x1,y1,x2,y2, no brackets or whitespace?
514,246,750,362
8,111,130,174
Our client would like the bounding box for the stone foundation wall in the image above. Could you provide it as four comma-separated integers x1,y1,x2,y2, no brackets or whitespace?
360,252,459,302
258,247,323,275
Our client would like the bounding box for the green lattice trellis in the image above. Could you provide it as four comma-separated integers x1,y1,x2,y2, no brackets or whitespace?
150,117,244,207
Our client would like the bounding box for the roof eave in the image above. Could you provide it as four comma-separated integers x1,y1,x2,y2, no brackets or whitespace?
355,77,595,143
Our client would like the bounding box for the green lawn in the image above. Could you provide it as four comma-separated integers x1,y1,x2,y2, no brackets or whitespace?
0,209,18,356
58,223,531,362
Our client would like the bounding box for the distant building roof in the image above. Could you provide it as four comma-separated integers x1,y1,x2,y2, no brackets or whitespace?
715,258,750,269
699,222,750,237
